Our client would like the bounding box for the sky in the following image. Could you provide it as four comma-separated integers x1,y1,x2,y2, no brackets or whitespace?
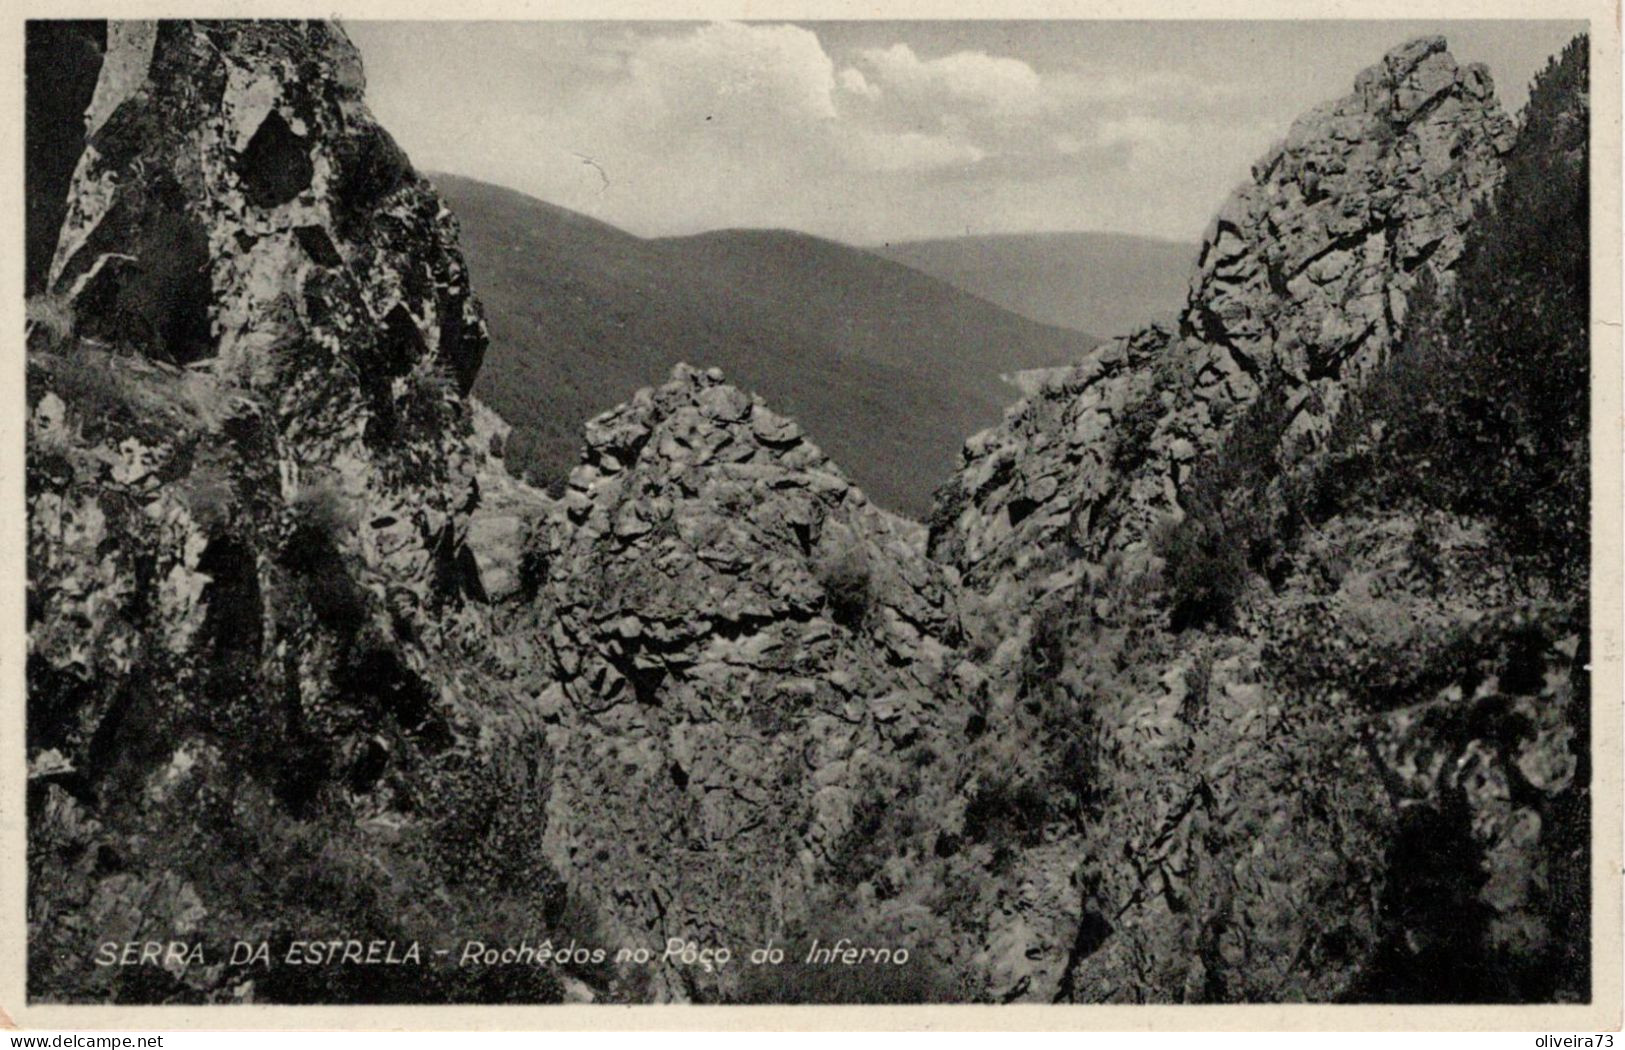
346,20,1585,246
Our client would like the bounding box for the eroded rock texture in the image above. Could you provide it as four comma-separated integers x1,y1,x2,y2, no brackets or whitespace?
27,20,560,1004
931,36,1514,590
927,36,1588,1004
520,364,969,999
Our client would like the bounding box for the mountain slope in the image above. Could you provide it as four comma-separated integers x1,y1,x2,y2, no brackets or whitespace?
432,174,1097,517
870,231,1195,339
26,19,569,1005
927,34,1589,1004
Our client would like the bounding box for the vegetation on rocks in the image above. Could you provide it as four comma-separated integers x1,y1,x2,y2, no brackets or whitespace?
1302,36,1590,593
923,32,1591,1004
816,542,877,631
26,19,580,1005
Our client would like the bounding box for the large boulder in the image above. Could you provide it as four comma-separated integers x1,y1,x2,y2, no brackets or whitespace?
27,20,558,1004
525,363,969,1000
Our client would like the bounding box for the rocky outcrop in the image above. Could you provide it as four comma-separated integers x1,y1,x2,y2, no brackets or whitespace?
523,364,969,1000
931,36,1514,590
27,20,559,1004
1057,512,1587,1002
924,36,1587,1004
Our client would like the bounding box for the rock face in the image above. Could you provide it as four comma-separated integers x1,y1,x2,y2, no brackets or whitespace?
1052,515,1587,1003
931,36,1514,590
464,397,551,603
522,363,968,999
27,20,558,1004
925,36,1587,1004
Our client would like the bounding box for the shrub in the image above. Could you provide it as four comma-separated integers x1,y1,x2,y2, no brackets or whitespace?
35,350,142,428
1155,511,1250,632
1178,648,1215,727
1019,610,1069,701
962,773,1049,851
1406,515,1445,588
1301,35,1589,591
398,362,460,440
26,291,75,350
32,714,605,1005
285,479,355,550
185,462,236,531
925,476,969,553
1023,608,1110,827
816,541,874,631
515,534,550,602
281,480,365,637
222,786,584,1004
822,781,894,888
1154,380,1293,631
1112,388,1163,474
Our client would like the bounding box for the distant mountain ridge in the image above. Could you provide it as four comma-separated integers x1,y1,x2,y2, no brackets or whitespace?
433,174,1098,517
870,231,1195,339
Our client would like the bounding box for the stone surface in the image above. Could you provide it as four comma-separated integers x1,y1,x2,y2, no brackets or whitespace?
520,363,968,1000
931,36,1514,589
924,37,1586,1005
464,397,551,603
26,19,557,1004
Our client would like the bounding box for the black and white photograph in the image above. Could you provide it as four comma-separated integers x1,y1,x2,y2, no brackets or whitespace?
15,7,1614,1021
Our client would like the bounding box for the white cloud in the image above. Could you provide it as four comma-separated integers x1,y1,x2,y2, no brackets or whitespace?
353,20,1309,242
1052,132,1086,156
617,21,841,127
848,44,1246,127
1048,68,1251,106
855,43,1046,115
538,24,1267,233
838,67,880,100
567,23,999,179
1094,115,1191,150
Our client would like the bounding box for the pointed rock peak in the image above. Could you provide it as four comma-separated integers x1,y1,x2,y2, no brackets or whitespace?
27,19,504,811
33,17,495,600
934,33,1513,587
529,365,966,992
1375,33,1452,84
26,22,569,1003
1189,30,1510,400
1341,34,1496,124
44,19,487,395
549,361,943,612
566,362,823,503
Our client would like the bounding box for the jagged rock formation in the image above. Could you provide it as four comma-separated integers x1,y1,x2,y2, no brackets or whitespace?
1052,515,1587,1002
931,36,1514,590
927,36,1589,1003
27,20,560,1004
518,364,969,999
